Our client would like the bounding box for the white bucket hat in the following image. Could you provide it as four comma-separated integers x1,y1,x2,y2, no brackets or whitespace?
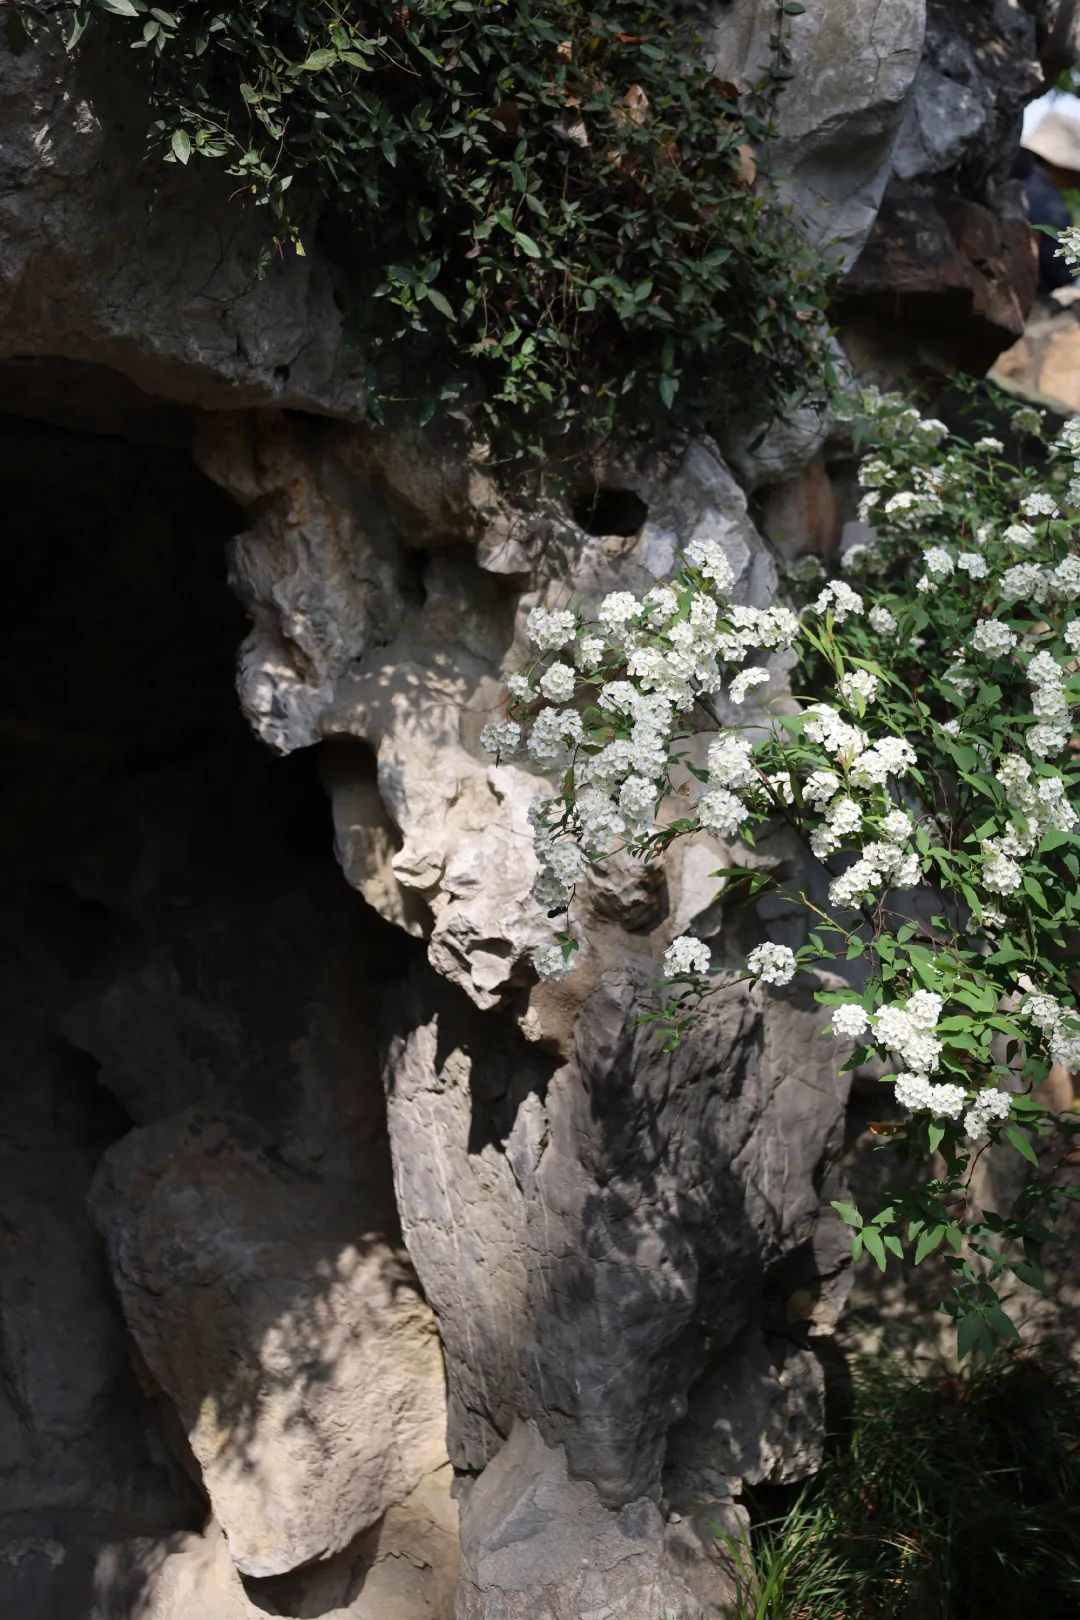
1022,108,1080,174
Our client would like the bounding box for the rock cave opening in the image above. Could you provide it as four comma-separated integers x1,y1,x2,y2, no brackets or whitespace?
0,386,428,1617
570,484,649,538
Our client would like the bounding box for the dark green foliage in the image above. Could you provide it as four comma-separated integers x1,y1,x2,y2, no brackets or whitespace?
729,1353,1080,1619
51,0,834,461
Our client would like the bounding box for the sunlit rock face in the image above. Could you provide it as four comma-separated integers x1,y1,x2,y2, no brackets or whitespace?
0,3,1062,1618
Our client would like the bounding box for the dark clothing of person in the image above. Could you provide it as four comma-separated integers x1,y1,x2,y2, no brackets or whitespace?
1015,148,1076,294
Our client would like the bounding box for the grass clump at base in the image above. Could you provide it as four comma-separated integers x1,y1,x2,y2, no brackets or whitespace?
727,1352,1080,1620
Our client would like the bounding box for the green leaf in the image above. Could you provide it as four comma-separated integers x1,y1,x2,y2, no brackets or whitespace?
514,231,542,258
915,1225,946,1264
300,48,339,71
957,1311,988,1360
928,1122,945,1155
170,128,191,164
1039,829,1075,854
99,0,144,15
424,286,455,320
986,1305,1021,1342
861,1228,887,1271
659,374,677,409
831,1200,862,1229
1006,1123,1040,1167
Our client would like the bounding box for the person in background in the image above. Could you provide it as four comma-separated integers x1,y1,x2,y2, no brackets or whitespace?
1017,109,1080,297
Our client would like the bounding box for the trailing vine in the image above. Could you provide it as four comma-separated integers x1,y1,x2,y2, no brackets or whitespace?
41,0,833,463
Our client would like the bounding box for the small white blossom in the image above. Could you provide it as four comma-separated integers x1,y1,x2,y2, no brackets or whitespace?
707,732,756,790
480,720,521,757
507,673,533,701
923,546,954,578
618,775,658,823
1029,722,1071,758
905,990,943,1030
574,635,606,672
826,795,862,837
698,788,749,838
1022,992,1063,1032
850,736,918,788
527,707,584,763
664,935,712,979
970,619,1017,657
597,592,642,640
526,606,577,651
1022,491,1057,518
685,536,736,594
804,770,841,807
831,1003,871,1040
840,669,880,706
539,662,577,703
880,809,913,844
957,552,988,580
813,581,865,623
895,1072,934,1112
829,857,884,909
805,705,865,759
1000,562,1049,603
729,666,771,706
642,586,679,623
981,842,1022,895
964,1087,1011,1142
747,942,797,986
928,1083,967,1121
869,604,897,636
1050,554,1080,598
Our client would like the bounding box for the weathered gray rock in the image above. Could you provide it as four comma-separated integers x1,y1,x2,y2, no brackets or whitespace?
0,21,361,414
203,416,798,1011
383,962,849,1613
838,0,1043,381
89,1111,449,1580
891,1,1041,195
668,1331,825,1492
455,1423,725,1620
708,0,926,268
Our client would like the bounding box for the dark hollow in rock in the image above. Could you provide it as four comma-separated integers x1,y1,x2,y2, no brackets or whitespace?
571,485,649,537
0,388,426,1619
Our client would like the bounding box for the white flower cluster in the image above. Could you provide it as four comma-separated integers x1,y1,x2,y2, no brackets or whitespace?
747,942,797,986
830,1002,870,1040
871,990,944,1075
1025,649,1072,759
962,1087,1012,1144
970,619,1016,657
480,720,522,757
893,1072,967,1122
525,606,577,651
839,669,880,706
814,581,864,622
663,935,711,979
502,387,1080,1084
1021,990,1080,1071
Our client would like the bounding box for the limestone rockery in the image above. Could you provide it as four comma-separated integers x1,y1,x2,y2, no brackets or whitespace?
0,2,1060,1617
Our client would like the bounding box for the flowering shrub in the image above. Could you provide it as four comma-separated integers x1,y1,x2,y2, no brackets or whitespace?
484,388,1080,1357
